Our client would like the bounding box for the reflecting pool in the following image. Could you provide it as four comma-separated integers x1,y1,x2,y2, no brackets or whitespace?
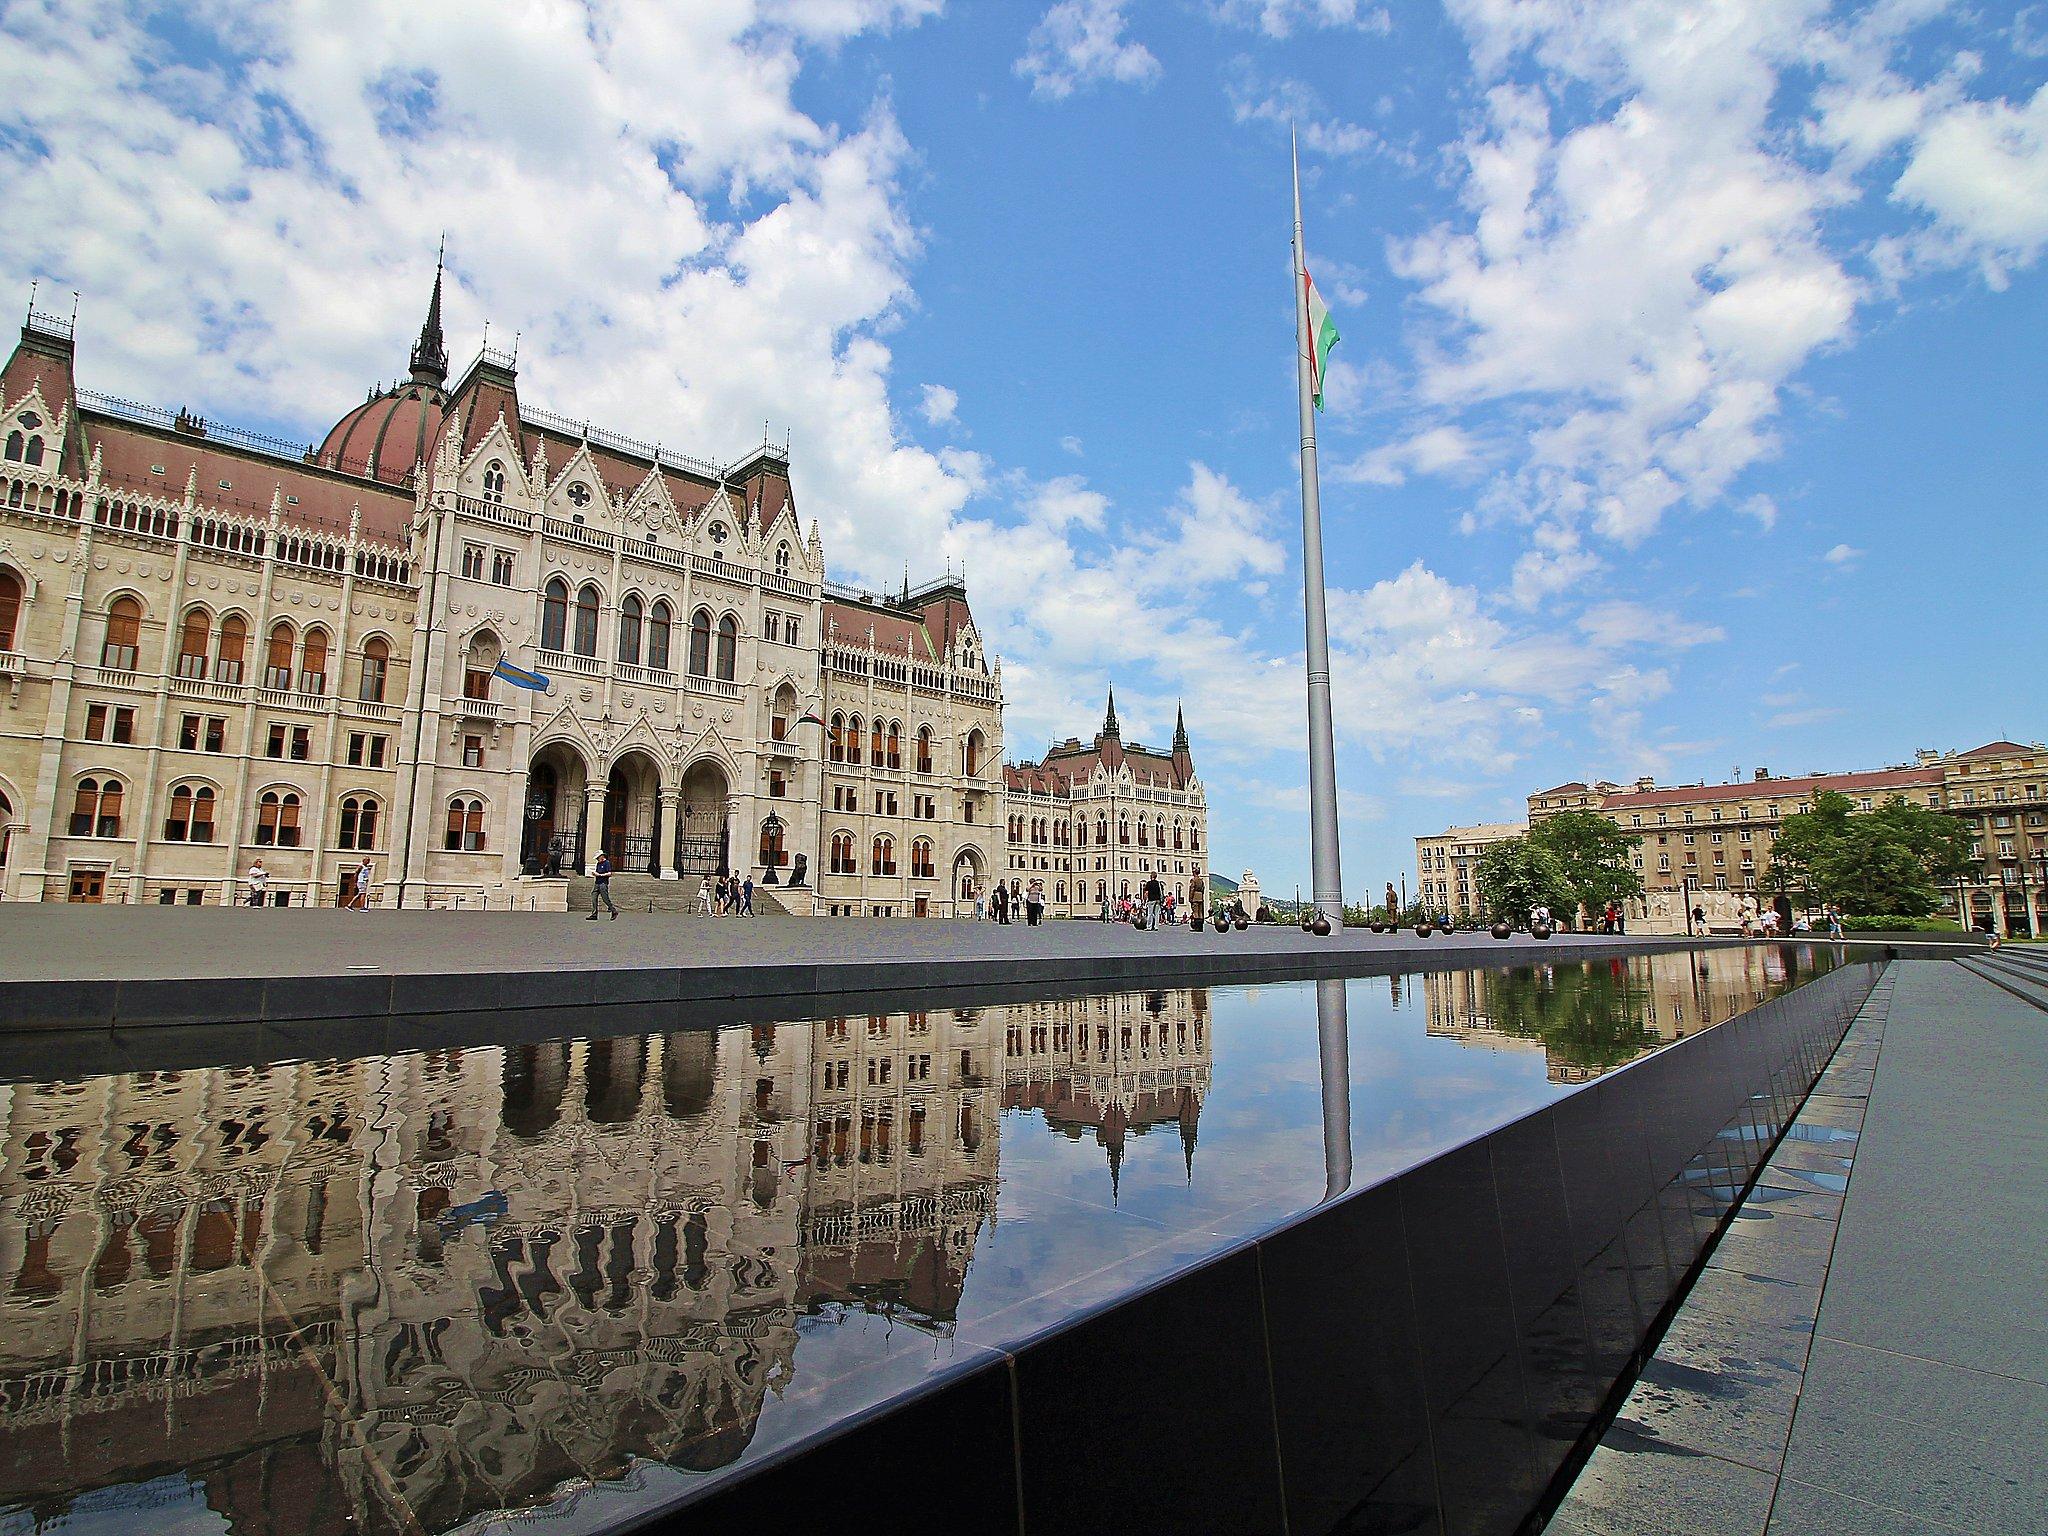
0,945,1844,1535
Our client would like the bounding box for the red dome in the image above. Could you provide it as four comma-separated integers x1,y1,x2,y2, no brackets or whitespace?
318,381,447,485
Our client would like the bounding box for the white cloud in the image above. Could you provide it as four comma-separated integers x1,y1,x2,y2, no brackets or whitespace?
1059,433,1084,456
1226,62,1411,164
1822,542,1864,566
1016,1,1161,102
1890,83,2048,287
1334,424,1479,486
1576,601,1725,650
919,382,959,424
1210,0,1390,39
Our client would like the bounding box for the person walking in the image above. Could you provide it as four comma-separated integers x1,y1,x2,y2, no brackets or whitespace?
1143,874,1164,932
350,857,375,913
1025,878,1045,927
587,849,618,920
246,858,269,908
1826,903,1843,940
970,880,985,920
992,881,1009,925
696,875,712,916
741,875,755,917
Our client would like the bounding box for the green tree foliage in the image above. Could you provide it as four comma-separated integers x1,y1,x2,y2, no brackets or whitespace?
1766,790,1972,917
1527,810,1646,917
1475,839,1574,924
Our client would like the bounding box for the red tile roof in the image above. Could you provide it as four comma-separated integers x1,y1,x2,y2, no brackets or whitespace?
1953,740,2036,760
1596,765,1940,811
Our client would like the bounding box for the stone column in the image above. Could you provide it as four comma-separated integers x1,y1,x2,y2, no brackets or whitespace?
578,783,603,874
646,790,665,878
723,793,739,878
656,789,680,878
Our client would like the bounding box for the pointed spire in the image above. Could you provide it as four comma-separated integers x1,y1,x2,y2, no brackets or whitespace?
1173,701,1189,751
1103,684,1120,737
409,238,448,388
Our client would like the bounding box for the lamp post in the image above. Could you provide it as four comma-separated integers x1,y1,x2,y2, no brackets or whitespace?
1683,873,1695,938
760,810,785,886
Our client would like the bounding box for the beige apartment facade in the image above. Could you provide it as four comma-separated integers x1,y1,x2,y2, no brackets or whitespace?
0,268,1007,913
1522,740,2046,936
1414,821,1526,921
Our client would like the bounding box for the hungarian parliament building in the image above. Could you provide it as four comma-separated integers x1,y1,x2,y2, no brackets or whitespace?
0,266,1206,915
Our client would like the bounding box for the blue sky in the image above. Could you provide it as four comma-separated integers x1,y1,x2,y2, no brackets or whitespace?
2,0,2043,898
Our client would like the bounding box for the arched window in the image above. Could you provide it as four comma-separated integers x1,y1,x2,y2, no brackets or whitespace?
1174,819,1184,850
715,613,738,680
847,715,863,766
23,437,43,467
870,718,884,765
572,585,601,657
618,594,643,666
1190,824,1201,851
482,460,506,504
2,432,18,461
830,831,856,874
541,578,569,652
1056,882,1067,903
0,567,20,651
265,622,295,689
911,838,935,879
775,543,792,576
215,615,246,683
871,835,895,875
965,729,984,777
1096,812,1109,845
758,816,786,867
444,797,487,851
359,637,389,703
647,600,672,671
916,726,932,775
176,609,210,679
338,795,379,851
886,721,901,769
164,785,215,843
300,628,329,694
70,778,123,837
255,791,302,848
1138,818,1148,847
102,597,142,671
829,712,847,764
688,608,712,677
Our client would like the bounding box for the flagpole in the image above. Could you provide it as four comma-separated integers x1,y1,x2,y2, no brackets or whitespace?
1292,128,1344,930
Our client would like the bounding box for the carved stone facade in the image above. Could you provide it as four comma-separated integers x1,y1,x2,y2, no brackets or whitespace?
0,275,1003,911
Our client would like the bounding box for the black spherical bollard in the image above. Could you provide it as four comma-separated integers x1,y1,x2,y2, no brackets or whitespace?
1233,915,1249,931
1414,922,1432,938
1311,914,1332,937
1213,914,1230,933
1490,921,1512,939
1531,921,1555,940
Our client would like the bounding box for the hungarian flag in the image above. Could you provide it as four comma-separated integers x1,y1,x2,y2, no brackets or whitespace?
1304,269,1340,411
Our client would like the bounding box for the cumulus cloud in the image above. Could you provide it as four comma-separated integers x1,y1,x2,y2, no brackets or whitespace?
1823,542,1864,566
1016,1,1161,101
919,383,959,424
1226,61,1412,165
1334,424,1479,486
1576,601,1725,650
1210,0,1390,39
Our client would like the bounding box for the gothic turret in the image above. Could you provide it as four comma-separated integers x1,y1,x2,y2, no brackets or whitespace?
1171,702,1193,788
408,242,449,387
1098,684,1125,772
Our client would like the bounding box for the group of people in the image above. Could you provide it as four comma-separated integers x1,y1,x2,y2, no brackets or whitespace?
973,877,1047,926
241,856,378,910
582,850,755,919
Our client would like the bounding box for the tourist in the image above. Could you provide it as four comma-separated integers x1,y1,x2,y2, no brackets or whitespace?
587,849,618,920
1692,903,1707,933
970,880,985,920
350,857,375,913
697,875,713,916
1826,904,1844,940
1026,878,1045,926
1142,874,1164,932
1164,890,1178,926
741,875,755,916
992,882,1008,924
245,858,268,907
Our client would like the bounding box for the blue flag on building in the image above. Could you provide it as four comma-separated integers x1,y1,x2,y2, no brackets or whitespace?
493,657,551,692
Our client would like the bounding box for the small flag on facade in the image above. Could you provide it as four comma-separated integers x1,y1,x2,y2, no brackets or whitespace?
493,657,551,692
1304,268,1339,412
796,709,824,728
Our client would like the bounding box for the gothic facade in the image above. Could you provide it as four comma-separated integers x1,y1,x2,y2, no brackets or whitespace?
0,268,1010,912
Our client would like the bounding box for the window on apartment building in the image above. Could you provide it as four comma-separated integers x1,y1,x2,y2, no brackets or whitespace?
337,796,380,851
101,597,142,671
444,798,487,851
70,778,123,837
162,785,216,843
85,704,135,744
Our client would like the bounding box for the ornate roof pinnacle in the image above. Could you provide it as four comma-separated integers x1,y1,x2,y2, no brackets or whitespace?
408,239,449,388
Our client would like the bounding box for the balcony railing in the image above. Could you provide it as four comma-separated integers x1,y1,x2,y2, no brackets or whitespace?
171,676,248,704
614,662,676,688
455,696,504,721
685,673,742,700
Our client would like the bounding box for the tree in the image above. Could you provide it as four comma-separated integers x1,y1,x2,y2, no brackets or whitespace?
1526,810,1645,921
1766,791,1972,917
1475,839,1574,925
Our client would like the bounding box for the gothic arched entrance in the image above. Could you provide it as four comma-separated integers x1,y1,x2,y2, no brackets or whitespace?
604,750,665,875
952,846,984,912
522,743,592,873
678,760,731,877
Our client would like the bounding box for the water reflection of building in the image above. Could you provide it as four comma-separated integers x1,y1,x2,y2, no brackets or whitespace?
0,989,1213,1533
1421,950,1805,1083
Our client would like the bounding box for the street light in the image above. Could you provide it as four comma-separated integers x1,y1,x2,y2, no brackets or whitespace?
760,810,785,885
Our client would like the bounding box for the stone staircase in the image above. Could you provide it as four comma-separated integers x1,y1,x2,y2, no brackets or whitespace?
563,872,805,916
1958,941,2048,1012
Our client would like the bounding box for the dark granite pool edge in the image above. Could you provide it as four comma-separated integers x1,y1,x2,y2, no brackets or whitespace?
603,956,1885,1535
1,932,1757,1032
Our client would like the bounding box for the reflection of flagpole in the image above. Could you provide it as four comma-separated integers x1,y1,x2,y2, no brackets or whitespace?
1292,128,1344,928
1316,977,1352,1200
